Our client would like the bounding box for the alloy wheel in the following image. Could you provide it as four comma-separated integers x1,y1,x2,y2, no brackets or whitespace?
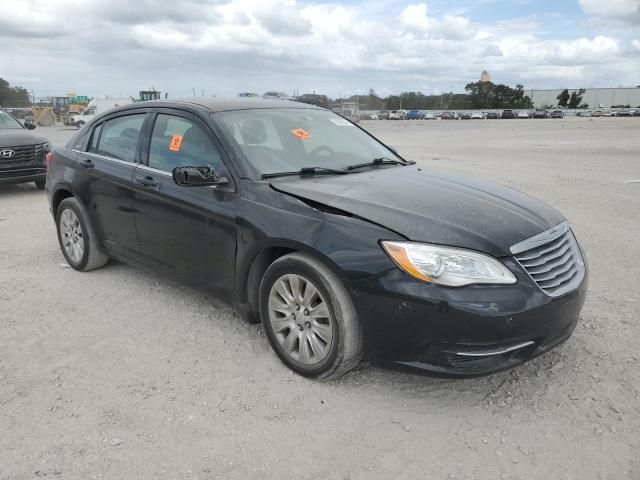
59,208,84,264
267,274,334,365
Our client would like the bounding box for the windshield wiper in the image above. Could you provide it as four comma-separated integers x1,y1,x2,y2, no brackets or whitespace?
346,157,414,171
262,167,349,179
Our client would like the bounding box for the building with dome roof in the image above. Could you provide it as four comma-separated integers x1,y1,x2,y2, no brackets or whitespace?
480,71,491,82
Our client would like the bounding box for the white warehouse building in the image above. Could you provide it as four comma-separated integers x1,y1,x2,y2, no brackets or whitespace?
527,87,640,109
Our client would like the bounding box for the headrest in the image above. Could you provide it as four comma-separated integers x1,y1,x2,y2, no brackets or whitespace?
239,119,267,145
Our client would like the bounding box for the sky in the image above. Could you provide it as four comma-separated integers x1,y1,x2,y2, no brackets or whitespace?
1,0,639,99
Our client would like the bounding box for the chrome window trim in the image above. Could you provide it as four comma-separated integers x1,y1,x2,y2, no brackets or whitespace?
135,163,171,177
73,149,234,191
72,149,134,167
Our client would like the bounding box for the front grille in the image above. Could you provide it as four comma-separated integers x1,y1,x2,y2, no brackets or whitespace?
0,144,44,169
511,222,585,297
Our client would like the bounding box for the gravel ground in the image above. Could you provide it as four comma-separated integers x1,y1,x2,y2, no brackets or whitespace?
1,119,639,480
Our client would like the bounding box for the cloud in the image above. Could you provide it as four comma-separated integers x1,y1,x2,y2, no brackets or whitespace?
579,0,640,24
399,3,430,33
1,0,639,99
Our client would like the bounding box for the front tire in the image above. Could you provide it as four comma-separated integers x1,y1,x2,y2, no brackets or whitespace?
56,197,108,271
259,253,364,379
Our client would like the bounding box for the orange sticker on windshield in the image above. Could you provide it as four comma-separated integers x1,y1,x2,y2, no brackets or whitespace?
290,128,311,140
169,134,183,152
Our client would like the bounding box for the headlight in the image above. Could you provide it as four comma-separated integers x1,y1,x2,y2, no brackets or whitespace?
381,241,517,287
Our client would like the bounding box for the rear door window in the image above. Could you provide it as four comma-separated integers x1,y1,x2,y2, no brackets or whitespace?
96,114,146,162
88,123,102,153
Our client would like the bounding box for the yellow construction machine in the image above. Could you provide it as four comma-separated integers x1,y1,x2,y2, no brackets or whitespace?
31,94,89,126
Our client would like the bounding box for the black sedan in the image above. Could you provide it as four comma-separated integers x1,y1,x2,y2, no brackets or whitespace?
46,99,587,378
0,108,50,189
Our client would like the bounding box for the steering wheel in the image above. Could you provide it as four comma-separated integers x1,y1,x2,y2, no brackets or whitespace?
309,145,335,157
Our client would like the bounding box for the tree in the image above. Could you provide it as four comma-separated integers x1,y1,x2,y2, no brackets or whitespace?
464,80,495,108
0,78,32,107
568,88,586,109
465,81,533,109
557,89,570,108
366,89,384,110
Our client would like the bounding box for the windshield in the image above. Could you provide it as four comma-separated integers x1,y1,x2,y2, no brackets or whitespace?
0,110,24,129
216,108,401,176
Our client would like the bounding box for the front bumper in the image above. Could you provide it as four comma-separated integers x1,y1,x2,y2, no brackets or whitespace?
351,258,588,376
0,167,47,185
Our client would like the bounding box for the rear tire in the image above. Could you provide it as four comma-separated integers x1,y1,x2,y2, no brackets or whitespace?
75,121,85,129
56,197,108,271
34,180,46,190
259,253,364,379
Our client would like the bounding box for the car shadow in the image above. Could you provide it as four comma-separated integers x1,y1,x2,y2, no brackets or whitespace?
44,220,579,412
333,340,577,411
0,183,43,198
110,255,578,409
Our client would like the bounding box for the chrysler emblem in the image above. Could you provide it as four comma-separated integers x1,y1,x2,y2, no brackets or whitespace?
0,149,15,158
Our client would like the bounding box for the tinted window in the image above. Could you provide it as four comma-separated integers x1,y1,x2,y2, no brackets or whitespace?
0,110,23,129
97,114,146,162
217,108,399,175
88,123,102,153
148,114,224,173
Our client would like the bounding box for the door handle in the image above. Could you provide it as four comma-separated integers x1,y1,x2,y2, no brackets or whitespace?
135,175,159,188
80,159,94,169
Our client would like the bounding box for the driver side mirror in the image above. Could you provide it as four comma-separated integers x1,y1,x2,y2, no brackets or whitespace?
24,120,36,130
172,166,228,187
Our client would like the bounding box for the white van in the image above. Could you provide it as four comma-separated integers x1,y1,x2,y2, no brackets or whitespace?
71,98,133,128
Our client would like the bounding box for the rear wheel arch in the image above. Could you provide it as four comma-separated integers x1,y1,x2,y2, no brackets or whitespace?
52,188,73,215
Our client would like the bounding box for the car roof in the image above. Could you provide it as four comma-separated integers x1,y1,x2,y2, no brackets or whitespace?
113,98,324,113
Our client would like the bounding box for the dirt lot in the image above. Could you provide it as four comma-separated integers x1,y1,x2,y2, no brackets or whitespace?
1,118,639,480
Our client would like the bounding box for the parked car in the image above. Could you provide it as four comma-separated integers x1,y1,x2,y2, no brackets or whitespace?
0,108,51,189
424,112,436,120
517,111,530,119
459,112,472,120
406,110,424,120
501,109,516,119
377,110,390,120
237,92,261,98
550,110,564,119
532,109,549,119
470,112,484,120
359,112,378,120
70,97,133,129
485,111,499,119
263,91,291,100
296,94,330,109
389,110,402,120
591,110,603,117
46,98,588,379
576,111,592,117
440,111,457,120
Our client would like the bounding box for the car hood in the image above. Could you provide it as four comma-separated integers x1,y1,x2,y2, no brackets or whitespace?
270,166,565,257
0,130,48,147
